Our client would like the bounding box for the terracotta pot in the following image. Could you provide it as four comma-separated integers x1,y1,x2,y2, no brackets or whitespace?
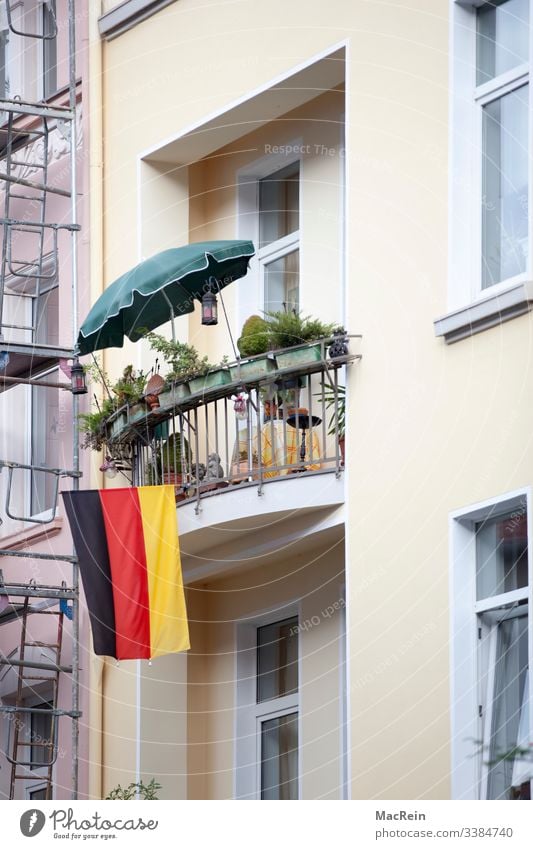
145,393,160,410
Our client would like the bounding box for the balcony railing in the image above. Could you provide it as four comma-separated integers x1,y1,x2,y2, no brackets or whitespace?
105,336,360,511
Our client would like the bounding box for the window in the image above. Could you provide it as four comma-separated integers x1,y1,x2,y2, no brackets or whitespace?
259,162,300,314
236,612,300,799
477,0,529,289
0,1,58,112
28,784,48,800
439,1,532,341
30,700,54,768
451,493,532,799
30,281,59,517
41,0,57,100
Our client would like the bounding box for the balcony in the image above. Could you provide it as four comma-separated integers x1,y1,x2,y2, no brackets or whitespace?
102,336,360,519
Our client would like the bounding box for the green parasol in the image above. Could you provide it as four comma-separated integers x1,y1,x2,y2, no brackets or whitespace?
77,240,255,355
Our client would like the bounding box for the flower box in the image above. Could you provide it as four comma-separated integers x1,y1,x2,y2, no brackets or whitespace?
189,369,231,395
275,342,324,369
158,382,191,409
229,356,276,383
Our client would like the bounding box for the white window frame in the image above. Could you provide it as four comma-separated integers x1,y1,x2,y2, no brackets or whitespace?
234,601,301,800
27,363,60,522
0,0,57,116
440,1,533,342
450,487,533,799
236,142,303,334
26,780,49,800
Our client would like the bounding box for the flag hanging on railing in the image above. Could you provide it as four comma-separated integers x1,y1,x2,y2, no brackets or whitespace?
62,485,189,660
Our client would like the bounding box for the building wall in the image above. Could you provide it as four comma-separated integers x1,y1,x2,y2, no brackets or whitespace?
0,1,92,800
95,0,533,800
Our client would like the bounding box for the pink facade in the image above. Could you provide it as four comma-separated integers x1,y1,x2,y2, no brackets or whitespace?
0,0,91,800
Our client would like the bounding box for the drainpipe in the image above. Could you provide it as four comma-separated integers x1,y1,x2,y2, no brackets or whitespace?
87,0,105,801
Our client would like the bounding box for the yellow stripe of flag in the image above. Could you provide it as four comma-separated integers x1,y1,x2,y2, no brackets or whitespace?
137,485,190,658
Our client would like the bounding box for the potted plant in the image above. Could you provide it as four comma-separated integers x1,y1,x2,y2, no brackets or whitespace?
79,404,113,452
147,431,192,487
264,311,337,368
144,332,212,405
232,315,277,382
322,383,346,464
112,365,148,426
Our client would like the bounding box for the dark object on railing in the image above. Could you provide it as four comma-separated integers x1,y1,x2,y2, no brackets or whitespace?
328,328,349,359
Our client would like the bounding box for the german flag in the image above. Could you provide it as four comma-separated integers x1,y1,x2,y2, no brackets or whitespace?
62,486,189,660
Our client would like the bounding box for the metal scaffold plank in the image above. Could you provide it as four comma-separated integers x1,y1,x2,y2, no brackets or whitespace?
0,100,74,121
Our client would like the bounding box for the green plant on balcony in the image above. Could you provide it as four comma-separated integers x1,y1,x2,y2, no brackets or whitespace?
112,364,147,406
144,332,213,383
146,431,193,486
264,310,337,350
78,364,147,451
237,314,270,356
106,778,162,800
321,383,345,438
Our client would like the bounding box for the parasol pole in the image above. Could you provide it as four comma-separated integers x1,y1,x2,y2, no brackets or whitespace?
161,290,177,342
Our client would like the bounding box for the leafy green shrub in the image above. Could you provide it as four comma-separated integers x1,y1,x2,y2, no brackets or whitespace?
144,332,212,382
237,315,270,356
106,779,161,800
264,311,336,350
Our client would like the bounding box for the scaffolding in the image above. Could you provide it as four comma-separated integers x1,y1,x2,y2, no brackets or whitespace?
0,0,81,800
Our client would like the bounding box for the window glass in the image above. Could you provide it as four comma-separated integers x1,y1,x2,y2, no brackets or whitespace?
476,510,528,599
257,617,298,703
261,712,298,800
29,786,48,800
34,283,59,346
31,371,59,516
259,162,299,248
30,701,54,767
485,614,529,799
264,249,299,314
42,0,57,99
481,84,528,288
477,0,529,85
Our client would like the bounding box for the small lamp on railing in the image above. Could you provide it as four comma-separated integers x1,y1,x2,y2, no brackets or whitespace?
201,290,218,326
70,358,87,395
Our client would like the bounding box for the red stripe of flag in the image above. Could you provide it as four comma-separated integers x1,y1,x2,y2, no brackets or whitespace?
99,488,151,660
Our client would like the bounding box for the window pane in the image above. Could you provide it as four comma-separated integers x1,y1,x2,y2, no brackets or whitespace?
486,615,528,799
259,162,299,248
31,371,60,516
264,250,299,314
34,284,59,346
477,0,529,85
257,617,298,702
482,85,528,289
29,787,48,800
476,510,528,600
261,713,298,800
30,701,54,767
43,0,57,99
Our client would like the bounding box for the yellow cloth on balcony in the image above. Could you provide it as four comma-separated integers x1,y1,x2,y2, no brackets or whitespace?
233,420,322,478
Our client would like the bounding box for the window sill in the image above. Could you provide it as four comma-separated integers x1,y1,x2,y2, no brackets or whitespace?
0,518,63,551
434,280,533,344
99,0,177,40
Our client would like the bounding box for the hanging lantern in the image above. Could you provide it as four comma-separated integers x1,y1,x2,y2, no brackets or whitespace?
201,291,218,325
70,358,87,395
